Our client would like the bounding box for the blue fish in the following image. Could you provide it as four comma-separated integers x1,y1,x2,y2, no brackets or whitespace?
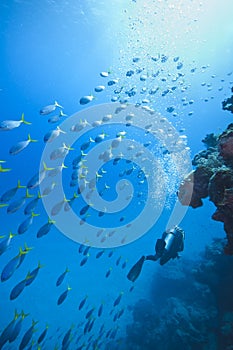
64,193,78,212
113,312,118,322
117,308,125,319
40,101,63,115
113,291,124,307
19,320,38,350
62,327,73,348
0,113,31,131
85,307,95,319
44,126,65,143
87,318,95,333
0,180,25,203
105,267,112,278
8,311,29,344
0,310,19,348
80,138,94,151
72,151,86,168
0,232,16,256
79,95,94,105
7,189,34,214
95,132,107,143
57,286,71,305
1,245,32,282
115,256,122,266
80,254,89,267
37,324,49,344
9,134,37,156
98,303,104,317
79,204,90,215
10,276,31,300
51,197,69,216
83,245,91,256
84,319,91,335
25,262,43,286
18,212,39,235
108,250,114,258
96,250,104,259
56,267,69,287
78,244,85,254
27,162,54,189
94,85,105,93
17,244,33,269
78,295,88,311
121,260,128,269
37,218,55,239
24,192,42,215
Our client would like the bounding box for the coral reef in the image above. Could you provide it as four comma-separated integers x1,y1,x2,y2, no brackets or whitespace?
178,118,233,254
122,238,233,350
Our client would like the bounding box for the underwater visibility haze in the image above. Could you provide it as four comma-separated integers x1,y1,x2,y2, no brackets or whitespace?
0,0,233,349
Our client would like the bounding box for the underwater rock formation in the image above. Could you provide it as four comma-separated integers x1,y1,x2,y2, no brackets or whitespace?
178,120,233,255
122,238,233,350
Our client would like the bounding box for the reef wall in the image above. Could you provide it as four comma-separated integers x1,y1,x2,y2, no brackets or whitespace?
178,89,233,255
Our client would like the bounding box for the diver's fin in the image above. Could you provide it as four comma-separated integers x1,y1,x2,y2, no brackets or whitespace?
127,256,145,282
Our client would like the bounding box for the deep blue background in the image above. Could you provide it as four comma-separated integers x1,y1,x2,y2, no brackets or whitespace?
0,0,233,348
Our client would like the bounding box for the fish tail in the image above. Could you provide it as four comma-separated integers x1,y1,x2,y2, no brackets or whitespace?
17,180,26,189
37,191,43,199
28,134,38,143
21,310,30,319
0,164,11,172
31,212,40,218
43,162,54,171
57,126,66,134
19,246,27,256
63,143,74,151
26,189,34,198
32,319,39,327
21,113,31,125
9,232,17,239
37,261,44,269
24,242,34,252
61,162,68,169
0,203,8,208
54,101,63,109
13,309,19,320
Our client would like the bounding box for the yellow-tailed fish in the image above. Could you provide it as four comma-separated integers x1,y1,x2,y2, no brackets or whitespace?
0,180,25,203
18,212,40,235
27,162,54,189
7,189,34,214
36,218,55,239
40,101,63,115
9,134,37,156
0,113,31,131
0,232,17,256
57,286,72,305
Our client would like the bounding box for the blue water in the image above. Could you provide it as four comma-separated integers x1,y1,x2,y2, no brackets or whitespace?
0,1,233,349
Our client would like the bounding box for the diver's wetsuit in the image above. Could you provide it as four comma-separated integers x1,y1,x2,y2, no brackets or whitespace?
145,226,185,265
127,226,185,282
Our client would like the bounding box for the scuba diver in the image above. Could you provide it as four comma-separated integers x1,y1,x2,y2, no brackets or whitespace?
127,226,185,282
